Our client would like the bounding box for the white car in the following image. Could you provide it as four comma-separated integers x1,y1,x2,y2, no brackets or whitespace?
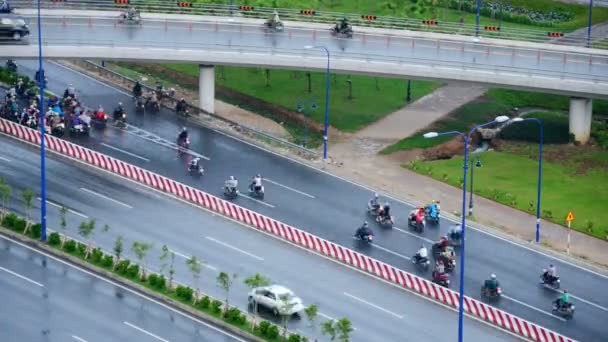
248,285,304,316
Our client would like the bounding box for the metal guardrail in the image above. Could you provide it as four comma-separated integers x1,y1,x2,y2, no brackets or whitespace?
9,0,606,49
78,60,318,157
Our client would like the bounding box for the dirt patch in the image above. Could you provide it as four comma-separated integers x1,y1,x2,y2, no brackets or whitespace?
386,148,425,164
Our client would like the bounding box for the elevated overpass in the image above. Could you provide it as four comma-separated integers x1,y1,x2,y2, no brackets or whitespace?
3,9,608,143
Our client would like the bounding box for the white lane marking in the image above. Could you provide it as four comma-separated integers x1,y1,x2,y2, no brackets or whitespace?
100,143,150,162
80,187,133,209
0,266,44,287
547,288,608,312
124,321,169,342
120,128,211,161
393,226,435,244
236,193,276,208
36,198,88,218
501,294,566,322
264,178,315,199
205,236,264,261
169,249,218,271
0,156,11,162
372,243,411,261
343,292,403,319
71,335,88,342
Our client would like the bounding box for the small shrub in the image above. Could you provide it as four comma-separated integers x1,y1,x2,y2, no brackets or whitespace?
288,334,303,342
258,321,270,335
101,255,114,268
12,218,26,232
442,173,448,181
29,224,42,239
126,264,140,279
198,296,211,309
77,242,87,256
155,275,166,290
2,213,18,228
48,232,61,246
115,259,131,274
91,248,103,263
211,299,223,314
63,239,77,253
148,273,159,287
266,325,279,339
542,209,553,219
585,220,595,233
176,285,193,301
527,201,535,213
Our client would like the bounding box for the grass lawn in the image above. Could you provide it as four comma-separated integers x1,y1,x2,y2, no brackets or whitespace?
407,146,608,239
163,64,440,132
188,0,608,32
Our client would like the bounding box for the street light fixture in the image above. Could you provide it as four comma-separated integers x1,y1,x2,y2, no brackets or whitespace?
424,115,510,342
304,45,331,160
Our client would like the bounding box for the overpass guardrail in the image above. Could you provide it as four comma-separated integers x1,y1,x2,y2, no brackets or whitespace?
9,0,607,50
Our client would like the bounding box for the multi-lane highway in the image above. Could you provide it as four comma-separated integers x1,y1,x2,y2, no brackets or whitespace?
3,12,608,97
0,134,517,342
0,235,246,342
3,60,608,341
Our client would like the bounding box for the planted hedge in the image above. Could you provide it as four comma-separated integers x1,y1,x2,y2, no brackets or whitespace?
0,212,305,342
500,112,569,144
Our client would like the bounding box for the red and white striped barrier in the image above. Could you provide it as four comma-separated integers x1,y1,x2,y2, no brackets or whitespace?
0,118,574,342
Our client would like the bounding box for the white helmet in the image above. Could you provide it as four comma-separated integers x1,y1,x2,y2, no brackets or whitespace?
230,176,235,180
491,274,497,280
374,193,379,198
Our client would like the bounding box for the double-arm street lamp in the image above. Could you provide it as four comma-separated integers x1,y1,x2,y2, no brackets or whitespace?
423,115,510,342
304,45,330,160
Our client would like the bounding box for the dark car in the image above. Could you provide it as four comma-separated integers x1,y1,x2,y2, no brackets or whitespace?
0,15,29,41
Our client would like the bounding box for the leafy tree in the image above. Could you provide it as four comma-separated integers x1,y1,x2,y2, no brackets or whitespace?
59,206,68,248
168,250,176,288
0,179,11,219
102,224,110,233
78,219,96,259
321,320,336,341
113,235,123,269
21,188,34,234
131,241,153,280
216,272,237,314
305,304,319,341
243,273,271,330
186,256,203,303
159,244,170,278
278,295,297,340
335,318,353,342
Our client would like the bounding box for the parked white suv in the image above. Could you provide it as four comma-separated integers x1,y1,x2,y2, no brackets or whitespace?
248,285,304,316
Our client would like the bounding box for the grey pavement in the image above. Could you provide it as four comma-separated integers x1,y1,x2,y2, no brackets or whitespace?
0,136,516,342
2,60,607,341
0,237,243,342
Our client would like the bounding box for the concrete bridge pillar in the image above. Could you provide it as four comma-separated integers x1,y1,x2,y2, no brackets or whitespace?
569,97,593,144
198,64,215,114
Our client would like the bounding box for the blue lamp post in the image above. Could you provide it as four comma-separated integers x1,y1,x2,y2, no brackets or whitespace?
424,115,510,342
304,45,330,160
587,0,594,48
36,0,47,241
510,117,544,243
475,0,481,36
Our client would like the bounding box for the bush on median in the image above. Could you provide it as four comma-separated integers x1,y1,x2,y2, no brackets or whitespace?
48,232,61,246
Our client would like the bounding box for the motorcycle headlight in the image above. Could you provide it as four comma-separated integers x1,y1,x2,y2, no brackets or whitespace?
571,305,575,310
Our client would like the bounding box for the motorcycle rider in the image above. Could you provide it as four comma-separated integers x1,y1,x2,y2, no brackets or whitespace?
113,102,125,120
355,222,372,240
146,90,159,109
178,127,188,143
448,224,463,242
63,84,76,99
189,157,202,173
176,98,188,114
268,10,281,27
368,193,380,214
93,105,106,121
543,264,557,283
413,244,428,263
379,202,391,223
133,81,143,97
435,260,446,275
250,174,263,193
338,17,350,32
556,290,571,309
225,176,238,193
127,6,139,20
0,0,11,14
428,199,440,219
155,81,163,98
483,273,499,294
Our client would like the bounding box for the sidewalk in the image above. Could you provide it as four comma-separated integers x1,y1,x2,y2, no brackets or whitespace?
326,83,608,269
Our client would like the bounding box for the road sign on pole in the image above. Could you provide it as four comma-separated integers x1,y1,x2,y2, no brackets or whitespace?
565,210,575,255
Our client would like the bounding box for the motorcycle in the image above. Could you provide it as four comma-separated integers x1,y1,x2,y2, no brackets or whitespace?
69,116,90,136
264,19,284,32
424,206,440,224
177,136,190,150
480,285,502,300
432,270,450,288
223,184,239,200
146,98,160,112
92,110,108,128
332,23,353,38
188,158,204,177
539,271,560,290
176,107,190,117
118,12,141,25
6,60,17,72
375,214,394,227
412,254,431,271
249,184,265,199
115,113,127,128
353,230,374,244
366,202,381,217
134,95,146,112
552,300,575,319
34,71,48,88
408,212,425,233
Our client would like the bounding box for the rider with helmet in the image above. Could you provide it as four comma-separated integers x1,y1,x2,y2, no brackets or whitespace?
557,290,571,309
414,244,428,263
176,98,188,114
368,193,380,214
355,221,372,240
133,81,143,97
250,174,263,193
225,176,238,190
113,102,125,120
543,264,557,283
484,273,499,292
379,202,391,223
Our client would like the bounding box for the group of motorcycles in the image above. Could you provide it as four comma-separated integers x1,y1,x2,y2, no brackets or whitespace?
263,11,353,38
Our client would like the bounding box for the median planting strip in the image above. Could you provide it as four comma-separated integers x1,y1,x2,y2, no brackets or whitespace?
0,118,574,342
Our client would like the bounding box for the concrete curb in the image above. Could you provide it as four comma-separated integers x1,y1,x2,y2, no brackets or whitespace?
0,227,265,342
0,118,575,342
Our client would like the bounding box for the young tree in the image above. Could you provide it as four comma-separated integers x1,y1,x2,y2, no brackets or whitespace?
304,304,319,341
113,235,123,269
131,241,154,280
59,206,68,248
102,224,110,233
186,256,203,304
21,188,34,234
277,295,297,341
159,244,170,279
243,273,271,330
321,320,336,341
216,272,237,314
78,219,96,259
0,179,11,219
168,250,176,288
335,318,353,342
